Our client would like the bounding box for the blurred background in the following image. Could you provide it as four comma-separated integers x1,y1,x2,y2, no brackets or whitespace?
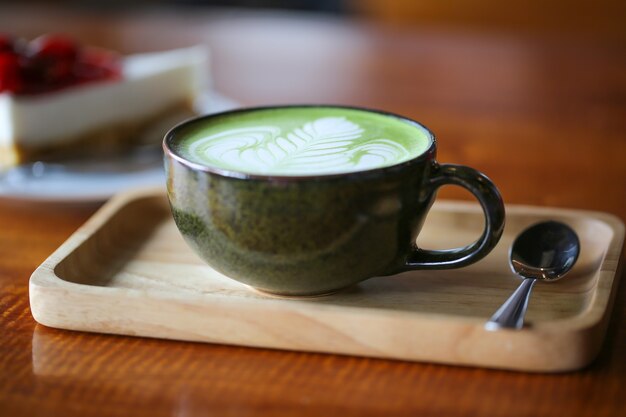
1,0,624,207
2,0,625,40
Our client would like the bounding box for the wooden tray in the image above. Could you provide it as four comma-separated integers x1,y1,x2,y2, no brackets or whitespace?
29,188,624,372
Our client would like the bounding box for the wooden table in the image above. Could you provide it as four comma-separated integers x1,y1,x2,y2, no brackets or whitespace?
1,6,625,417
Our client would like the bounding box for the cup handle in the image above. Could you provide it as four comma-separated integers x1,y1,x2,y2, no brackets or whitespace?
403,163,505,270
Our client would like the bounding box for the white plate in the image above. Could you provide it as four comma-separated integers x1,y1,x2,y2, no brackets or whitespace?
0,92,239,203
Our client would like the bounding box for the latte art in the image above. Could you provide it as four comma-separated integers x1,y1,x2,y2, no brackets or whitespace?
188,117,413,175
173,107,431,176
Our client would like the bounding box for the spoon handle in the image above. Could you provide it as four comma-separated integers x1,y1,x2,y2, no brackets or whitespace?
485,278,536,330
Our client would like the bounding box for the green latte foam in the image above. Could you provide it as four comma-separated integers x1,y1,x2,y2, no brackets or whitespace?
172,107,432,176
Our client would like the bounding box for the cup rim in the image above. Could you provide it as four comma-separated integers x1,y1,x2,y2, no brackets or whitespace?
163,104,437,181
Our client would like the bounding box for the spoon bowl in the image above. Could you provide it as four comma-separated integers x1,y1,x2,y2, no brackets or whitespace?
510,220,580,281
486,221,580,330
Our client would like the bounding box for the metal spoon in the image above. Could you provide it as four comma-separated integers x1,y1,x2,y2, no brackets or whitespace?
485,221,580,330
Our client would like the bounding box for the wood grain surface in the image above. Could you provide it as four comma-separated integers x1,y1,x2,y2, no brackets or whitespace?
29,190,624,372
1,6,625,417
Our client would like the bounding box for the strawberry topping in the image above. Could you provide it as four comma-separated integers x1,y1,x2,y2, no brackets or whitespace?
0,53,23,92
0,33,17,53
0,34,122,95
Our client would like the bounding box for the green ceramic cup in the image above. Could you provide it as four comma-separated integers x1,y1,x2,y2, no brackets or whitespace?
164,105,505,296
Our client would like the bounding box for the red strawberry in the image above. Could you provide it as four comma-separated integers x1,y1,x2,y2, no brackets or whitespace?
28,34,79,83
0,53,23,93
29,34,78,61
1,34,123,95
0,33,16,53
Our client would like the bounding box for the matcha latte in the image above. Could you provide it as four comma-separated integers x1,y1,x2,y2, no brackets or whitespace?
170,107,432,176
164,105,505,295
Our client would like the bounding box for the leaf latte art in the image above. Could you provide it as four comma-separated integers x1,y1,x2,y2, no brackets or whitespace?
187,117,415,175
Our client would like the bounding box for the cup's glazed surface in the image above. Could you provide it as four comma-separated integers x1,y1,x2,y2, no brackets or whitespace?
164,105,505,296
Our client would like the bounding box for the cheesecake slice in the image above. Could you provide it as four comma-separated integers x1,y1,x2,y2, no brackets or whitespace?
0,35,208,168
